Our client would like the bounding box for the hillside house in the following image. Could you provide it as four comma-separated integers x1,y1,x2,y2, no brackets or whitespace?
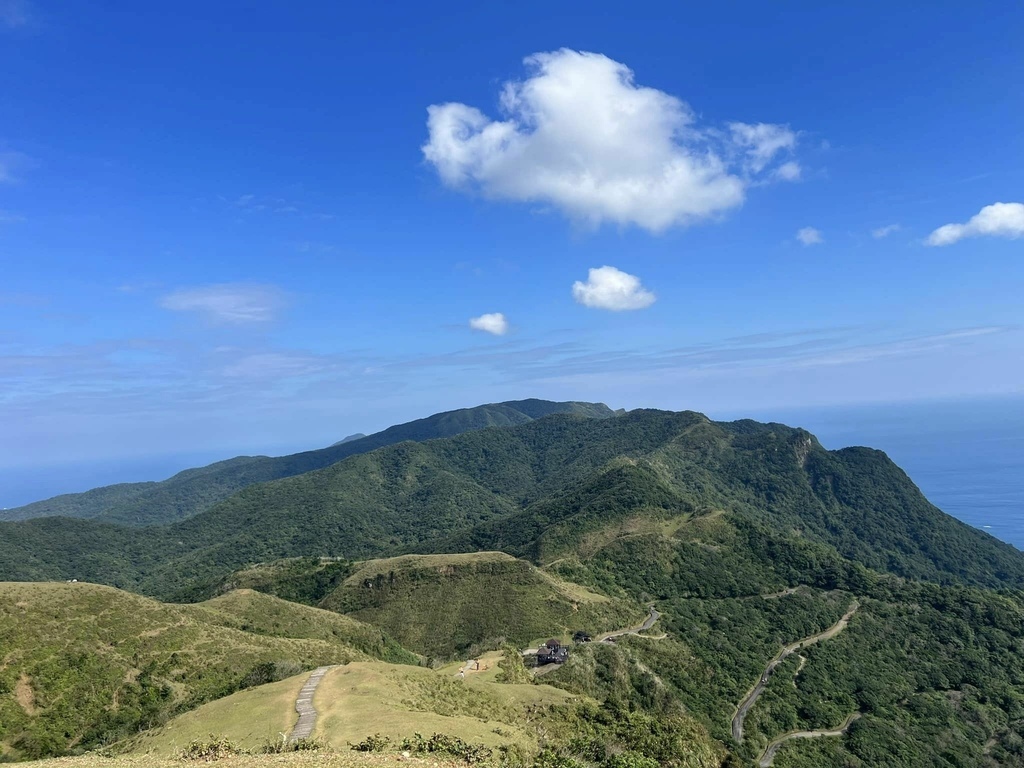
536,638,569,666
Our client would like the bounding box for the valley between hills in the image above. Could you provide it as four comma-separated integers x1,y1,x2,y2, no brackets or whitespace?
2,400,1024,767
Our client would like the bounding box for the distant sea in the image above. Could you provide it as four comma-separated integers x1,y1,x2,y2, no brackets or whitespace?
739,395,1024,551
2,396,1022,552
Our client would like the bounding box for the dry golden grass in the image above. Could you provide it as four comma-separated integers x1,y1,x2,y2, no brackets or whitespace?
341,553,517,586
124,660,582,760
129,674,306,754
313,662,577,753
19,753,464,768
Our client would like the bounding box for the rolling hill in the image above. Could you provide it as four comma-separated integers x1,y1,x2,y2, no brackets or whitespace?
0,582,415,761
0,399,617,527
129,660,587,757
211,552,644,658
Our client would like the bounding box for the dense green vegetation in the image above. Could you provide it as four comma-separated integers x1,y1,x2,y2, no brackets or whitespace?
538,506,1024,767
0,582,416,761
183,553,641,660
316,552,642,658
1,399,616,526
4,404,1024,765
2,409,1021,600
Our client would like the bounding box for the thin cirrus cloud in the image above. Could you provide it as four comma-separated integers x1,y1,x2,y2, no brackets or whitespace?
422,48,801,233
159,283,286,325
796,227,823,245
573,266,655,311
468,312,509,335
0,151,31,184
926,202,1024,246
0,0,31,28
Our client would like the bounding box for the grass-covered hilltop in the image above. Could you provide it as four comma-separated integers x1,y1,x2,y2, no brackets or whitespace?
2,399,1024,767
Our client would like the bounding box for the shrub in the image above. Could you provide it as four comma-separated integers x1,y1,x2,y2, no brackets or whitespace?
397,732,494,764
259,735,326,753
349,733,392,752
178,736,241,761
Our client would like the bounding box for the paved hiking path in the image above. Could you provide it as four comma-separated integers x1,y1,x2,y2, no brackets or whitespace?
756,713,861,766
598,606,661,642
731,601,859,744
287,666,336,744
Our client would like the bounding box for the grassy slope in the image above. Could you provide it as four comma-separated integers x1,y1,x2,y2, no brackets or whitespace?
132,661,580,756
0,583,415,760
128,674,304,754
1,400,614,526
12,755,466,768
316,552,643,658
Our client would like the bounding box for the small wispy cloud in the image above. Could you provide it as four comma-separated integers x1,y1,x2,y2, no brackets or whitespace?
729,122,798,175
225,194,333,220
469,313,509,336
0,0,31,28
926,202,1024,246
774,161,802,182
159,283,286,325
0,151,31,184
871,224,900,239
0,209,24,223
796,227,823,246
572,266,655,311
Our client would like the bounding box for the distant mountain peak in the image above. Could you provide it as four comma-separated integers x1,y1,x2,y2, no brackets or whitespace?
331,433,367,447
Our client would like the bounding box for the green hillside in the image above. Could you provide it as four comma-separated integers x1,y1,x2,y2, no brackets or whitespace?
194,552,642,659
5,405,1024,765
535,506,1024,767
0,582,415,761
316,552,643,658
130,660,582,756
1,409,1020,599
0,399,616,527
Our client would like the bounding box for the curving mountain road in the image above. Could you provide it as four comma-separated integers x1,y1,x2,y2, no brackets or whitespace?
599,606,660,642
756,713,861,766
731,601,859,743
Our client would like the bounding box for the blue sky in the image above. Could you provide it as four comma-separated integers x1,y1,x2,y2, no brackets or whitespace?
1,1,1023,497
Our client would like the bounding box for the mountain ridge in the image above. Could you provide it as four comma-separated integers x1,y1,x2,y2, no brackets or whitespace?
0,399,616,527
0,407,1020,599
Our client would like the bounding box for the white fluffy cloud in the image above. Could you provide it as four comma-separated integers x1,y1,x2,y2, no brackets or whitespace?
160,284,285,324
796,227,823,246
423,49,800,233
572,266,655,311
926,202,1024,246
469,312,509,335
872,224,901,239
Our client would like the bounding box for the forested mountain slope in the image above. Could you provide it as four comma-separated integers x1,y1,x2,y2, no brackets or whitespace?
1,408,1020,600
1,399,615,526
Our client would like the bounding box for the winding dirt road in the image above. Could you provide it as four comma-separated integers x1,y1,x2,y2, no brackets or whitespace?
598,606,661,642
756,713,861,766
731,601,859,744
